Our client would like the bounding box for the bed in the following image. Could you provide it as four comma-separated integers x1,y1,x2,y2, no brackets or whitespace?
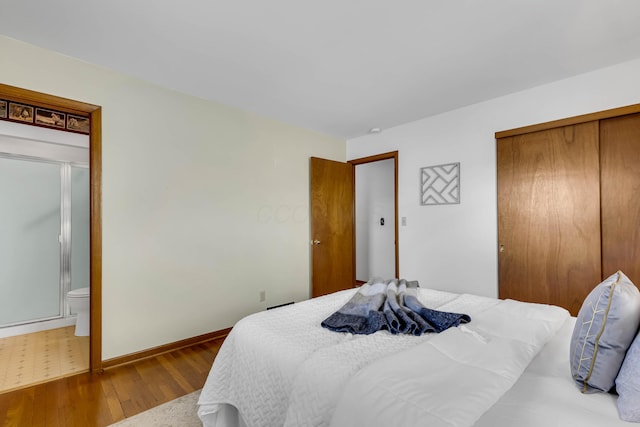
197,279,639,427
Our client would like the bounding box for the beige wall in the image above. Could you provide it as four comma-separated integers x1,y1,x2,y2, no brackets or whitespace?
0,36,345,359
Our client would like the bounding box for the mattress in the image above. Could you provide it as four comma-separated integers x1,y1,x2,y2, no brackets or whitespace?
197,288,626,427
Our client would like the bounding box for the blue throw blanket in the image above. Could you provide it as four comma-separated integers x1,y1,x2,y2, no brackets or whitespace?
321,279,470,335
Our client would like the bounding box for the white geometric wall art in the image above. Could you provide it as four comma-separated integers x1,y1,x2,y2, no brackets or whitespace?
420,162,460,205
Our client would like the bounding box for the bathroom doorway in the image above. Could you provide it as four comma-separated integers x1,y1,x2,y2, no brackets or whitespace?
0,83,103,376
0,129,90,392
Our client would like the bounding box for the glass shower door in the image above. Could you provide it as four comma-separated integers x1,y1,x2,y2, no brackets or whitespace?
0,156,62,326
70,166,90,291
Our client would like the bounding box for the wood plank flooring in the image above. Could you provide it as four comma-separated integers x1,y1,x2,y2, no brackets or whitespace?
0,338,223,427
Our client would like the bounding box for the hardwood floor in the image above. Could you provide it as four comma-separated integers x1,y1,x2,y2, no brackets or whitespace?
0,338,223,427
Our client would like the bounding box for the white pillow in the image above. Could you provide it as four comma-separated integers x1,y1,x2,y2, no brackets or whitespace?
569,271,640,393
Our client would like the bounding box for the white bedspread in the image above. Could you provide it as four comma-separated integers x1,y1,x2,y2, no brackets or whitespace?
474,317,632,427
197,289,568,427
329,298,568,427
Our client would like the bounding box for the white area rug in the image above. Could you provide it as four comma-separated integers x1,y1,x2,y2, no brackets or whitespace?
109,390,201,426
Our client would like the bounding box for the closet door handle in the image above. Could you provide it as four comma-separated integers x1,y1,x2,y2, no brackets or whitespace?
311,239,321,245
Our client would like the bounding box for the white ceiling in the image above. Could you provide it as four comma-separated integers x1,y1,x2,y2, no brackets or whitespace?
2,1,640,139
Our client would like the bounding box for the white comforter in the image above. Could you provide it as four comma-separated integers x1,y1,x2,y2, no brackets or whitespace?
197,288,569,427
329,298,568,427
474,317,632,427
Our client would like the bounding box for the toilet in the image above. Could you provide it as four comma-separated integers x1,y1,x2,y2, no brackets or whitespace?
67,287,90,336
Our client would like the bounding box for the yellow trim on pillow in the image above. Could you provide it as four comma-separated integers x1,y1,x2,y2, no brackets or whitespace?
581,271,622,393
574,287,607,375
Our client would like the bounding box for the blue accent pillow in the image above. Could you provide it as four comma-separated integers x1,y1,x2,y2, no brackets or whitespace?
616,331,640,422
569,271,640,393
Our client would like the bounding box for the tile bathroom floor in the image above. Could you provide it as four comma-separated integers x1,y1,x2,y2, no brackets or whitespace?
0,326,89,394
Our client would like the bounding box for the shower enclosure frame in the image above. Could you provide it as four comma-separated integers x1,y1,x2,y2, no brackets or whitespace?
0,153,88,328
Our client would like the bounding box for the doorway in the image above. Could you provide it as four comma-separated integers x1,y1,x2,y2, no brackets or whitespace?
0,83,102,373
309,152,398,297
0,130,91,392
350,152,399,283
354,158,395,282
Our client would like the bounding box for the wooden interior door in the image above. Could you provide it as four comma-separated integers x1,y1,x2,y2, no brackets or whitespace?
310,157,354,297
600,113,640,284
497,122,602,315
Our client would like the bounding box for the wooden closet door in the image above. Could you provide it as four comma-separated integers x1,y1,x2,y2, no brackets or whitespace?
601,113,640,284
497,122,601,315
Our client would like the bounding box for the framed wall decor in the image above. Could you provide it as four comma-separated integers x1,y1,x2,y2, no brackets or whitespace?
67,114,90,133
35,107,66,129
0,97,90,134
8,102,34,123
420,162,460,205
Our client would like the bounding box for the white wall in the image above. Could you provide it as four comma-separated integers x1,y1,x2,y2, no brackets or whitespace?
0,36,345,359
355,159,395,281
347,58,640,298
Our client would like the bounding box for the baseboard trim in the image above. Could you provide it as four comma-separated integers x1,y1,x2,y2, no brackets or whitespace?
102,327,232,370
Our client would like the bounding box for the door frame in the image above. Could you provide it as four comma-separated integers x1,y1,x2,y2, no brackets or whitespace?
0,83,103,373
349,151,399,280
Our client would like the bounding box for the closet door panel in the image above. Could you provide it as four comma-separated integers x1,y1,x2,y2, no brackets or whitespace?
497,122,601,315
601,113,640,284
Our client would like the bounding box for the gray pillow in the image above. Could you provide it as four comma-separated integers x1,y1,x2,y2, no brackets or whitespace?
569,271,640,393
616,331,640,422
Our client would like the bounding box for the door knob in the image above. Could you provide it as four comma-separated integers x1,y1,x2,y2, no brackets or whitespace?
311,239,321,245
